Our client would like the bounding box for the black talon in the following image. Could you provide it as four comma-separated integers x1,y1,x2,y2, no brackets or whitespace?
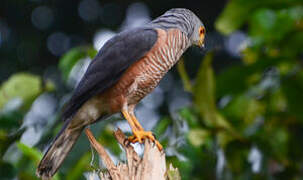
152,133,157,139
123,138,131,147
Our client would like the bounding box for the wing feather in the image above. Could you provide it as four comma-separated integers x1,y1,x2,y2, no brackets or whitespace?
62,28,158,120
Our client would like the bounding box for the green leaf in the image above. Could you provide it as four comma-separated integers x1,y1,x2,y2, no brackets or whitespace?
0,161,15,179
16,142,60,180
222,95,264,126
153,116,171,136
249,6,303,45
0,129,24,157
281,72,303,120
178,108,200,127
0,110,23,131
215,0,302,35
0,73,52,110
187,128,209,147
166,164,181,180
193,53,217,127
58,46,97,81
16,142,42,164
177,58,192,92
193,53,239,143
66,153,91,180
215,0,258,34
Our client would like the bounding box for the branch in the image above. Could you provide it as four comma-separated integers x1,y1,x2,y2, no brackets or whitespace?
84,128,180,180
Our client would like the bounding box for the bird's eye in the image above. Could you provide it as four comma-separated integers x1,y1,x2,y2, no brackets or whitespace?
199,27,205,35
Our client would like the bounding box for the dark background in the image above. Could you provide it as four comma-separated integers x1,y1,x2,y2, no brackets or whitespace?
0,0,227,82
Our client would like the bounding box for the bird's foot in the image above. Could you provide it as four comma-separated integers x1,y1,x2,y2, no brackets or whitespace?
128,130,163,151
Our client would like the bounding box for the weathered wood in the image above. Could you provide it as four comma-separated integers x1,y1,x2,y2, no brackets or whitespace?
84,128,173,180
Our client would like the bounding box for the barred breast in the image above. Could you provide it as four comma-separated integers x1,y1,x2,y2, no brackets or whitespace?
125,28,190,105
92,28,189,114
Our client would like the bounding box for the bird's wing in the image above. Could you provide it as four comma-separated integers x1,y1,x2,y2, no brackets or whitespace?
62,28,158,120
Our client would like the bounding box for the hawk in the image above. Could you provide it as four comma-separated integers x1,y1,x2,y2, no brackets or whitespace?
37,8,205,179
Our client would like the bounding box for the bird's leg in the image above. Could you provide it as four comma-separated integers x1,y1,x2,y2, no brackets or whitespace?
121,108,163,151
129,113,163,151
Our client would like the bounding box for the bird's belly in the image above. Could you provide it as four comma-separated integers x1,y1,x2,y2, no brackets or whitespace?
126,67,165,105
103,54,170,112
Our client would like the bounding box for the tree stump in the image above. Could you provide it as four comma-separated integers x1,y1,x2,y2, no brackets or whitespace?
85,128,180,180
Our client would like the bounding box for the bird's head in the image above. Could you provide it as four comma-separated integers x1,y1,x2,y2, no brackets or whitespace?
150,8,206,49
190,17,206,49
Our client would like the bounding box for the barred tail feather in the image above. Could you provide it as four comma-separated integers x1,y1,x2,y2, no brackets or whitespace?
36,122,84,179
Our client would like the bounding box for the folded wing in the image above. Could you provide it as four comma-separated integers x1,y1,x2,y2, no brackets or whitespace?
62,28,158,120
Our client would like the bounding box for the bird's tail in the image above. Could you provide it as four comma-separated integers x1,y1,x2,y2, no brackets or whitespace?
36,121,84,179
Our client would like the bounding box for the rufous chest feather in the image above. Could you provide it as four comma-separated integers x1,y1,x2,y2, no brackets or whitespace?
104,28,189,111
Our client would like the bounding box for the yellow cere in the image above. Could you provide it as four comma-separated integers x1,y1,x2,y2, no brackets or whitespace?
199,26,205,47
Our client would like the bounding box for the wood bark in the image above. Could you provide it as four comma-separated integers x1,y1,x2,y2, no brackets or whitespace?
84,128,179,180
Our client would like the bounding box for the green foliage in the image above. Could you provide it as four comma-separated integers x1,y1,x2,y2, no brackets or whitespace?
166,164,181,180
177,58,192,92
0,73,54,110
215,0,302,35
193,53,217,127
16,142,60,180
59,46,97,81
17,142,42,164
171,0,303,179
0,73,55,180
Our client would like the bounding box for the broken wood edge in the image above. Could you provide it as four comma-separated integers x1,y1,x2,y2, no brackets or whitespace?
84,127,181,180
84,128,118,178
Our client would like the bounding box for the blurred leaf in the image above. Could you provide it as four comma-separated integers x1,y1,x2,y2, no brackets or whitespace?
97,125,121,156
177,58,192,92
0,110,23,131
178,108,200,127
16,142,60,180
0,161,15,179
16,142,42,164
215,0,302,35
281,73,303,120
254,125,289,163
216,57,283,97
222,95,265,127
281,31,303,58
166,164,181,180
153,116,171,136
215,0,258,34
59,47,97,81
193,53,232,131
268,89,287,112
193,53,217,127
224,140,250,173
250,8,293,43
0,129,24,157
216,65,252,97
0,73,53,110
66,152,91,180
187,128,209,147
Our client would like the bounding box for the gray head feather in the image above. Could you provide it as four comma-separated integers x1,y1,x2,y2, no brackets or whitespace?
149,8,205,46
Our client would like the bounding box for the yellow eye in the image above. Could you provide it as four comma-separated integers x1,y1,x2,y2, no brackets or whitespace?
199,26,205,36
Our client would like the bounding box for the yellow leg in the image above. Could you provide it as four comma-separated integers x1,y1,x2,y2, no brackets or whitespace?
121,109,163,151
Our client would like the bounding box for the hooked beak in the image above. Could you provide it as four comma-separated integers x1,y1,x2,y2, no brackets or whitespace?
198,39,205,51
